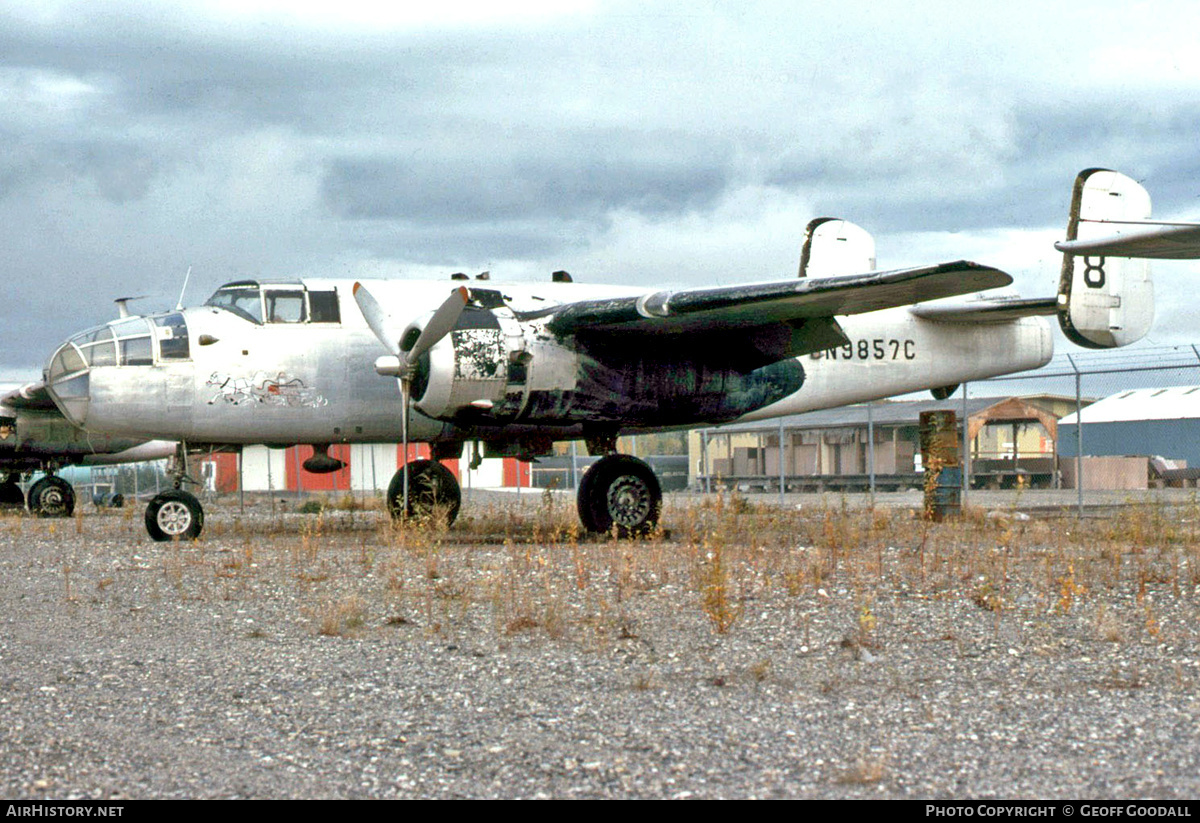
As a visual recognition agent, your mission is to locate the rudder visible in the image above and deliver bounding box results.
[1057,168,1154,349]
[799,217,877,278]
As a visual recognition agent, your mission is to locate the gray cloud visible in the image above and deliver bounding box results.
[3,0,1200,375]
[321,131,732,227]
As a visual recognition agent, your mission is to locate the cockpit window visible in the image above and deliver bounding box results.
[206,284,263,323]
[206,282,340,325]
[309,289,340,323]
[265,290,307,323]
[154,314,190,360]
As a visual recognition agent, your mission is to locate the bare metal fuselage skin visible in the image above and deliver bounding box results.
[45,278,1053,449]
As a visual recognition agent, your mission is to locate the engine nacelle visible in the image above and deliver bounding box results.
[409,310,517,420]
[404,304,808,429]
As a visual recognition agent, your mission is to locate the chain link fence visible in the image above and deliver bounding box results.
[693,344,1200,510]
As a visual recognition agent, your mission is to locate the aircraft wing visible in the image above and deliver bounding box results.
[1054,222,1200,259]
[542,261,1011,336]
[0,382,58,416]
[533,261,1010,371]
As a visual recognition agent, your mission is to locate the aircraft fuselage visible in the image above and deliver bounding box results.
[44,277,1053,451]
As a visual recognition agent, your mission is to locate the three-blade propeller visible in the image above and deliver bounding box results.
[352,282,470,519]
[353,283,470,378]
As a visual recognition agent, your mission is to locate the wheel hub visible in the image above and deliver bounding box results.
[156,500,194,536]
[38,488,68,515]
[607,475,651,527]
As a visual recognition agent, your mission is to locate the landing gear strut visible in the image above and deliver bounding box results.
[144,442,203,541]
[28,475,75,518]
[577,454,662,537]
[386,460,461,526]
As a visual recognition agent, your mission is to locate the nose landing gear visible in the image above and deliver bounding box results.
[144,443,204,541]
[145,489,204,541]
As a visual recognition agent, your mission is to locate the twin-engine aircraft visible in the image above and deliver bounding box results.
[0,381,173,515]
[39,168,1195,540]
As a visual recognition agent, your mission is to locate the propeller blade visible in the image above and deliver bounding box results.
[352,282,402,357]
[405,286,470,367]
[401,376,410,516]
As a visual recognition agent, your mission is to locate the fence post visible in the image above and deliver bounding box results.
[778,417,786,507]
[961,382,969,506]
[867,402,876,507]
[1070,354,1083,518]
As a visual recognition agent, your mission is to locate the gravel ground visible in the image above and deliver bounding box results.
[1,489,1198,799]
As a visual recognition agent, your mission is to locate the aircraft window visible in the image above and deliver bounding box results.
[73,326,113,346]
[309,290,340,323]
[68,326,117,368]
[111,318,153,339]
[265,290,307,323]
[83,341,117,367]
[154,314,190,360]
[206,285,263,324]
[119,336,153,367]
[49,346,87,381]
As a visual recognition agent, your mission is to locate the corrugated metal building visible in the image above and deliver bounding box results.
[1058,386,1200,467]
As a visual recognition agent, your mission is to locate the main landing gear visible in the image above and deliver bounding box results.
[577,454,662,537]
[144,444,203,542]
[1,470,77,517]
[28,475,75,518]
[384,452,662,537]
[386,459,462,525]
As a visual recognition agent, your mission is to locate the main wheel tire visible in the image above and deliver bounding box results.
[577,454,662,537]
[0,481,25,508]
[387,460,461,527]
[28,476,75,518]
[145,490,204,541]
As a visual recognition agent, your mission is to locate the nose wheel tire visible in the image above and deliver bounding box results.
[387,459,461,526]
[28,476,75,518]
[577,454,662,537]
[145,490,204,541]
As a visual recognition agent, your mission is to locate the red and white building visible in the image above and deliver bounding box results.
[195,443,531,493]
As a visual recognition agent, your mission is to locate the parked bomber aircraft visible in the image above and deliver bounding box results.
[38,168,1197,540]
[0,381,174,515]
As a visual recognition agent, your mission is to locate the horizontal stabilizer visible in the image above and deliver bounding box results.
[1055,221,1200,259]
[910,296,1058,324]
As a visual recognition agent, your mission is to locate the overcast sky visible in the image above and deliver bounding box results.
[4,0,1200,377]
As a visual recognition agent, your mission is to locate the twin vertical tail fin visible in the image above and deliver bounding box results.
[1055,168,1155,349]
[801,169,1173,352]
[798,217,877,278]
